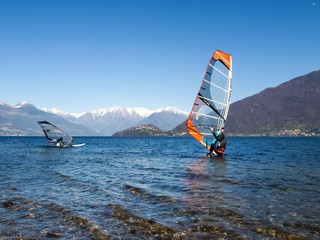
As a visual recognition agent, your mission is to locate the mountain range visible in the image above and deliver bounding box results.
[0,103,188,136]
[43,106,188,136]
[0,102,96,136]
[113,70,320,137]
[225,70,320,136]
[1,70,319,137]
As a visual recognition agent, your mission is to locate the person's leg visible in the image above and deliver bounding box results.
[209,144,214,154]
[206,144,214,157]
[213,144,219,155]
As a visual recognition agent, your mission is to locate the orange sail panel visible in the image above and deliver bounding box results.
[213,50,231,70]
[187,50,232,150]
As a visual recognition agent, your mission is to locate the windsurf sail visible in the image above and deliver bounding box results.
[37,121,74,146]
[187,50,232,150]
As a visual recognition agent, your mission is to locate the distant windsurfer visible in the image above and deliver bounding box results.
[207,127,226,157]
[56,137,64,148]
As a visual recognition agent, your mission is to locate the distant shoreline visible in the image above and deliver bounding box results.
[2,135,320,138]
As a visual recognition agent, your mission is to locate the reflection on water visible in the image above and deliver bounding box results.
[0,137,319,239]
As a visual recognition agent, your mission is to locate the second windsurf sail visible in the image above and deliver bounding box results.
[38,121,74,147]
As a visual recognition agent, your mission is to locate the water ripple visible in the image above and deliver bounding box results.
[0,136,319,239]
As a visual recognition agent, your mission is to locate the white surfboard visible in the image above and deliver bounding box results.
[72,143,85,147]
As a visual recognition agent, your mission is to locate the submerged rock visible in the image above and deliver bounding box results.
[46,232,61,238]
[3,200,14,208]
[106,204,181,239]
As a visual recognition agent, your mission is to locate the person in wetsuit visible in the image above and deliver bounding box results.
[56,137,64,148]
[208,127,227,157]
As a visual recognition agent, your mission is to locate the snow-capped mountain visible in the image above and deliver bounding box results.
[41,107,84,118]
[0,101,188,136]
[43,106,188,135]
[0,102,96,136]
[138,107,189,131]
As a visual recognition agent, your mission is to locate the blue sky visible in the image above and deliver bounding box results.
[1,0,319,113]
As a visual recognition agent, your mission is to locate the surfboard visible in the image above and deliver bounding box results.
[72,143,85,147]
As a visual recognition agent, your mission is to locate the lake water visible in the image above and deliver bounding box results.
[0,136,319,240]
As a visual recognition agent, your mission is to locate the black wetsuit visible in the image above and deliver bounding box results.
[209,131,227,156]
[57,137,64,146]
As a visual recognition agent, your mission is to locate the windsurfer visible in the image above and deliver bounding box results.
[57,137,64,148]
[208,127,226,157]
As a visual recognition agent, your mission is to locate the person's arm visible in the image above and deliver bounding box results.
[211,128,218,140]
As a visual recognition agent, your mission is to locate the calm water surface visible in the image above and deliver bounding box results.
[0,137,319,239]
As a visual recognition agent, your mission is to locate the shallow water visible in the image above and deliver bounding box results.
[0,136,319,239]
